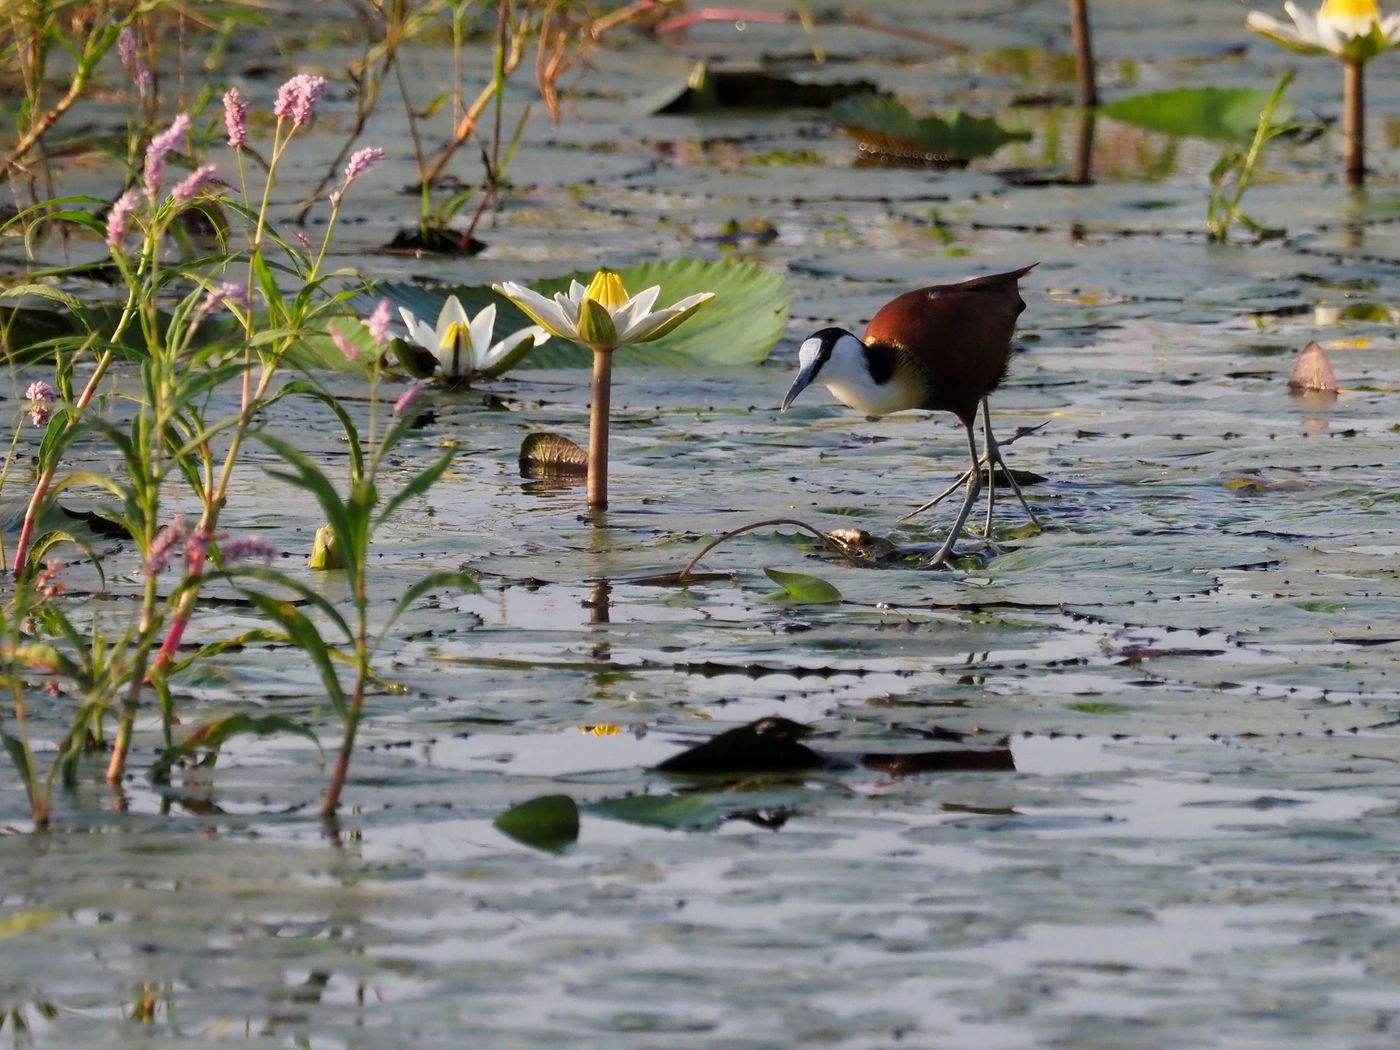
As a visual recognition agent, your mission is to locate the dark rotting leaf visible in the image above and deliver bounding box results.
[860,748,1016,775]
[520,431,588,480]
[656,716,823,775]
[832,95,1031,165]
[654,62,882,114]
[385,227,486,256]
[59,503,130,538]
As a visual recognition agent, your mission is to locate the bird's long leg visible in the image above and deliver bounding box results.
[981,400,997,537]
[926,424,982,568]
[981,402,1040,529]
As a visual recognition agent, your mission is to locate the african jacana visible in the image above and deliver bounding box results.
[781,264,1039,567]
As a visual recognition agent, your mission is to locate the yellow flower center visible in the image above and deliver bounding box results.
[1321,0,1380,33]
[1322,0,1378,18]
[441,319,471,351]
[584,271,629,313]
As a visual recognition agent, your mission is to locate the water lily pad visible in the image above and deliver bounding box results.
[831,94,1030,163]
[763,566,843,604]
[1099,87,1293,144]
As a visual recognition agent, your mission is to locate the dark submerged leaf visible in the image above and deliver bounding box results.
[656,716,823,775]
[494,794,580,852]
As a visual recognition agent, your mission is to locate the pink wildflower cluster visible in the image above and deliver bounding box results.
[197,282,250,319]
[171,164,219,205]
[273,74,328,129]
[117,26,153,97]
[222,87,248,150]
[25,381,58,427]
[365,298,393,345]
[218,536,277,566]
[344,147,385,183]
[145,516,188,576]
[145,517,275,575]
[143,113,190,202]
[106,188,140,248]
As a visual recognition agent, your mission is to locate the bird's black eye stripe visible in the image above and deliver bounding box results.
[864,343,897,386]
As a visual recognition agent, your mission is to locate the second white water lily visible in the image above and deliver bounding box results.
[397,296,548,382]
[493,270,716,511]
[1248,0,1400,61]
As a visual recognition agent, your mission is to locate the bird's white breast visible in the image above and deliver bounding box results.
[817,335,923,417]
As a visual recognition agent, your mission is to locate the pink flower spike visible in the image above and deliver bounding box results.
[145,516,187,576]
[219,536,277,566]
[117,26,137,70]
[25,381,57,427]
[143,112,190,202]
[330,327,359,362]
[273,73,328,129]
[344,147,386,183]
[394,382,425,415]
[106,188,140,248]
[366,298,393,346]
[171,164,218,205]
[197,281,249,318]
[223,87,248,150]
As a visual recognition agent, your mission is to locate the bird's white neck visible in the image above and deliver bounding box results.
[807,332,921,417]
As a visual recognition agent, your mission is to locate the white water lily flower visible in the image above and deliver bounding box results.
[493,271,715,352]
[1248,0,1400,62]
[397,296,548,381]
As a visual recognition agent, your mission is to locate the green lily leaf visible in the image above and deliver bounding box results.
[494,793,580,852]
[1100,87,1295,144]
[763,567,842,604]
[831,94,1030,162]
[367,257,790,369]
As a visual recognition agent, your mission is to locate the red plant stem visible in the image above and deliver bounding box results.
[587,348,612,510]
[1344,59,1364,186]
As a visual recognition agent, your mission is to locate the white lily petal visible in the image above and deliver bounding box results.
[553,290,582,333]
[566,279,589,304]
[612,285,663,333]
[468,302,497,359]
[494,281,577,340]
[398,307,438,350]
[477,326,544,371]
[617,292,714,343]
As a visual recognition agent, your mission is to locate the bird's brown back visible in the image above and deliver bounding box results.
[863,264,1034,427]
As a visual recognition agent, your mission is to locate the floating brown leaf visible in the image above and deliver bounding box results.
[1287,340,1338,393]
[519,431,588,480]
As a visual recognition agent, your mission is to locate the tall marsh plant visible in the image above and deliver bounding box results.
[0,66,410,826]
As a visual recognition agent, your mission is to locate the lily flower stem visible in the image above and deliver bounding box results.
[588,347,613,510]
[1070,0,1098,107]
[1344,58,1365,185]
